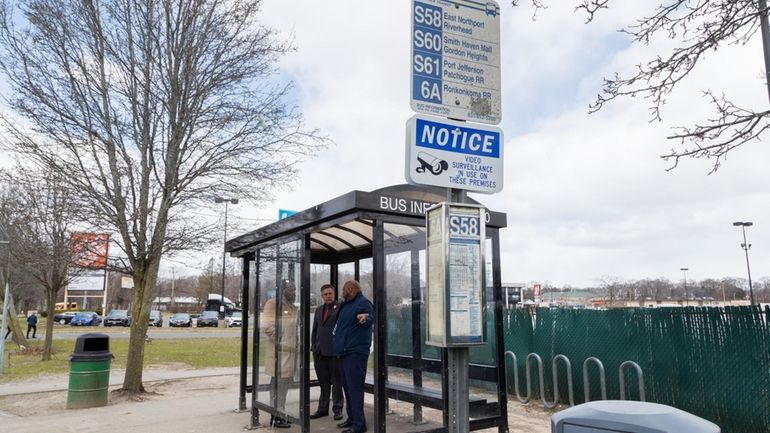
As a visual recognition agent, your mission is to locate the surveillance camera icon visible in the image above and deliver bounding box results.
[416,152,449,176]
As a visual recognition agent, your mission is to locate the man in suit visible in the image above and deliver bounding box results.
[310,284,344,420]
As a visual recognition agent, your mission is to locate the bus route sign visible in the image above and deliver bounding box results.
[410,0,501,125]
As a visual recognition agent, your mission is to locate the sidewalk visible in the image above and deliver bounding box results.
[0,367,552,433]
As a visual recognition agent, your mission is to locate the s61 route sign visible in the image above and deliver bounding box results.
[411,0,501,125]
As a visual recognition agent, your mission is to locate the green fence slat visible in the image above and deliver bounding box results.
[502,306,770,433]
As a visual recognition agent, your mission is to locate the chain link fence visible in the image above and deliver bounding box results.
[504,306,770,433]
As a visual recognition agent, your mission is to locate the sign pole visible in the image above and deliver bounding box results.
[0,240,10,376]
[0,280,9,376]
[413,2,500,432]
[447,346,470,433]
[448,187,470,433]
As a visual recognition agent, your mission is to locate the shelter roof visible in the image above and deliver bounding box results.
[226,184,506,258]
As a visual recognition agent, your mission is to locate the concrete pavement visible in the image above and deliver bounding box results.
[0,366,552,433]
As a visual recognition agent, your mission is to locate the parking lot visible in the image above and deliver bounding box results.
[34,315,249,340]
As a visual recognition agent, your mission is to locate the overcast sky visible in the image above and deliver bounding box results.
[217,1,767,289]
[4,2,768,289]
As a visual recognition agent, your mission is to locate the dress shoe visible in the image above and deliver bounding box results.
[333,412,344,420]
[309,411,328,419]
[271,418,291,428]
[337,419,352,428]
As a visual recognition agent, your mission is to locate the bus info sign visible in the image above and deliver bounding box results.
[410,0,501,124]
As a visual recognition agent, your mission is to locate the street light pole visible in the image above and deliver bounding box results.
[215,197,238,318]
[0,240,10,376]
[732,222,756,306]
[680,267,689,306]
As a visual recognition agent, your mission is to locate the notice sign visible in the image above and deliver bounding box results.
[426,202,486,347]
[406,114,503,194]
[411,0,501,124]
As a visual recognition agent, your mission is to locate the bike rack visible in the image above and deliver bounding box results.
[582,356,607,402]
[504,351,546,405]
[544,354,575,408]
[507,352,646,406]
[619,360,645,402]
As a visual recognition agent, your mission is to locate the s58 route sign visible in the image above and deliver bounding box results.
[410,0,501,125]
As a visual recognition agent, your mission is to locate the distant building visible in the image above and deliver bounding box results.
[151,296,200,312]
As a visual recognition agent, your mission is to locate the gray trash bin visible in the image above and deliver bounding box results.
[551,400,720,433]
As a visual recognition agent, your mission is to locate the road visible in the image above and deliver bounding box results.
[35,324,249,340]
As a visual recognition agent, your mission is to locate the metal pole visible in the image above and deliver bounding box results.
[758,0,770,103]
[447,346,469,433]
[220,200,228,318]
[0,240,10,376]
[447,188,469,433]
[0,280,9,375]
[739,225,756,305]
[680,268,688,306]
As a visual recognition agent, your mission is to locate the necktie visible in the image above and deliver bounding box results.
[322,304,329,322]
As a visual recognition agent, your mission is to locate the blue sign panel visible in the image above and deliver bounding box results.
[414,117,500,158]
[278,209,297,220]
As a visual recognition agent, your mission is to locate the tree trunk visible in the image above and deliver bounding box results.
[42,291,56,361]
[121,260,160,393]
[3,295,28,347]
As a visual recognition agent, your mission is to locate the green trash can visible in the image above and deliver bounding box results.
[67,333,112,409]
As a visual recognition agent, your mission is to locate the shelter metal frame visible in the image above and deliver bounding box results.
[226,185,509,433]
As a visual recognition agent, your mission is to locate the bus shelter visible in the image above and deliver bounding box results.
[226,184,509,433]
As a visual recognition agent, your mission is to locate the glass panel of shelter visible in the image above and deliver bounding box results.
[383,222,446,431]
[255,239,303,424]
[381,222,503,431]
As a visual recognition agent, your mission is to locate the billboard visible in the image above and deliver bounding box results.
[68,270,107,291]
[70,232,109,269]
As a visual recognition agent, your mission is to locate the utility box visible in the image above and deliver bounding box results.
[551,400,720,433]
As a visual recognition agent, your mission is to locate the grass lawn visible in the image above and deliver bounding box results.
[0,337,247,383]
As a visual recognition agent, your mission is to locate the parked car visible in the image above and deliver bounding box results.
[169,313,192,327]
[53,311,77,325]
[104,309,131,327]
[149,310,163,327]
[70,311,102,327]
[225,311,242,328]
[196,311,219,327]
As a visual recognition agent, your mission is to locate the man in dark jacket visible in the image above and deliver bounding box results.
[310,284,344,420]
[332,280,374,433]
[26,312,37,339]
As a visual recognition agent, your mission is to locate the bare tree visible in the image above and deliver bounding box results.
[597,275,623,306]
[0,0,327,393]
[0,167,88,359]
[512,1,770,172]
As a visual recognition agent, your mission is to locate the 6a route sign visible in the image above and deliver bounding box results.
[411,0,501,125]
[405,114,503,194]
